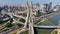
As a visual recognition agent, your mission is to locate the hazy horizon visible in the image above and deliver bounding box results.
[0,0,60,5]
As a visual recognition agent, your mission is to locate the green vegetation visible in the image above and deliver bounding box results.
[51,31,57,34]
[1,27,7,32]
[34,19,41,24]
[19,18,25,23]
[0,21,5,24]
[16,23,23,27]
[22,13,27,17]
[18,13,27,17]
[13,16,19,20]
[20,30,29,34]
[5,22,13,27]
[33,12,45,17]
[35,10,45,17]
[14,24,19,28]
[20,29,54,34]
[37,29,53,34]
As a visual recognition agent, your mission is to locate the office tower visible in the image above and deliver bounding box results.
[48,2,52,12]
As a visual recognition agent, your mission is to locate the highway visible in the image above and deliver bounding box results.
[36,12,59,21]
[2,17,9,21]
[29,23,34,34]
[7,12,26,20]
[13,19,24,25]
[0,5,60,34]
[34,11,60,25]
[13,15,26,20]
[0,26,19,34]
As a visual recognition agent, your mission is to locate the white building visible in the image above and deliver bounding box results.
[40,4,47,13]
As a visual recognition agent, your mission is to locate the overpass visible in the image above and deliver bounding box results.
[7,12,26,20]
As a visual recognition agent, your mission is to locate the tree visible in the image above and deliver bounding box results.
[5,22,13,27]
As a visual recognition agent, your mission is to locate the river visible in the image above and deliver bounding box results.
[35,15,60,34]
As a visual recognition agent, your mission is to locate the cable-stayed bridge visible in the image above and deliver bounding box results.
[0,1,60,34]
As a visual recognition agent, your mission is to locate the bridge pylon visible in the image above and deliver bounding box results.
[23,1,34,34]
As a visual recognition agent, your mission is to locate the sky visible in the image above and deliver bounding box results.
[0,0,60,5]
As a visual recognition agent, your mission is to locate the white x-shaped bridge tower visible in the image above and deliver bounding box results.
[23,1,34,34]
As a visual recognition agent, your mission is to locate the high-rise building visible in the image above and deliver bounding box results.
[48,2,52,12]
[44,4,48,13]
[40,4,45,13]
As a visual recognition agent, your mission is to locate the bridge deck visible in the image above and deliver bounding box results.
[34,25,60,29]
